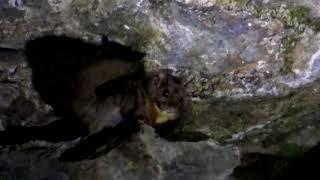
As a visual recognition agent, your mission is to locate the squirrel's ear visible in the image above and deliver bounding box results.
[183,76,194,88]
[158,71,166,79]
[100,35,109,45]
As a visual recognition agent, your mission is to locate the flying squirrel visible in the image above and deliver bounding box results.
[0,35,191,159]
[74,60,187,134]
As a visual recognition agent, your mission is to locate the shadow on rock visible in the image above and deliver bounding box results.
[232,142,320,180]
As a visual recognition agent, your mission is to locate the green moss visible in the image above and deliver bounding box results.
[253,6,263,18]
[191,77,214,98]
[233,0,247,6]
[288,6,310,20]
[280,33,300,74]
[199,81,320,146]
[280,92,306,118]
[131,24,162,49]
[278,144,306,158]
[253,4,319,33]
[125,161,138,171]
[215,0,247,8]
[209,127,231,142]
[210,117,248,143]
[229,114,247,132]
[252,5,278,19]
[190,102,204,117]
[72,0,92,8]
[285,5,310,28]
[282,5,320,32]
[251,5,318,77]
[105,21,163,51]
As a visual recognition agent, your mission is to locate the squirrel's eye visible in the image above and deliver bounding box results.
[162,89,170,97]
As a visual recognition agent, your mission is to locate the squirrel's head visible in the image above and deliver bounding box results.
[144,69,187,126]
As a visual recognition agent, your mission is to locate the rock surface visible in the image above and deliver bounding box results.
[1,0,320,179]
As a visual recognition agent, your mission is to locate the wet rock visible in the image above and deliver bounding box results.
[0,126,239,180]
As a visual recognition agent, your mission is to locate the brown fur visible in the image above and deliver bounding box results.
[72,61,186,134]
[143,69,186,127]
[24,35,186,137]
[71,60,142,134]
